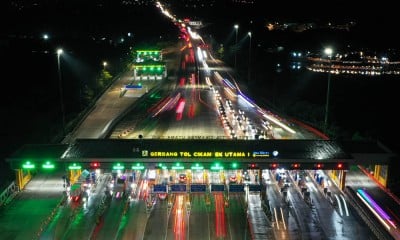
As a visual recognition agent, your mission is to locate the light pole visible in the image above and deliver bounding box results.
[248,31,252,83]
[323,47,333,133]
[234,24,239,69]
[57,48,66,137]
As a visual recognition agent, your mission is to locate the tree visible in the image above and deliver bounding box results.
[98,70,113,89]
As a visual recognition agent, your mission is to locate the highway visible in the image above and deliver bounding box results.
[0,3,399,240]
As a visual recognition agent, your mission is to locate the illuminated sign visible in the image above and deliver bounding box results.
[172,163,184,170]
[190,184,206,193]
[252,151,270,157]
[211,184,225,192]
[170,184,186,192]
[189,21,203,26]
[191,163,204,170]
[68,163,82,170]
[42,161,55,169]
[248,184,262,192]
[140,149,276,159]
[143,151,260,158]
[113,163,125,170]
[132,163,145,170]
[229,184,245,192]
[153,184,167,193]
[22,161,35,169]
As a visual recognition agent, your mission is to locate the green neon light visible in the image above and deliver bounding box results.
[191,163,204,170]
[68,163,81,170]
[113,163,125,170]
[211,163,223,171]
[231,163,238,168]
[132,163,145,170]
[172,166,184,170]
[42,161,55,169]
[157,163,168,170]
[137,50,160,54]
[136,65,165,69]
[22,161,35,169]
[172,163,184,170]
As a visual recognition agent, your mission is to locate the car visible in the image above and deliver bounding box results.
[229,175,237,183]
[179,174,187,183]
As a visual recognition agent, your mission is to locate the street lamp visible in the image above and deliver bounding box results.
[248,31,252,83]
[234,24,239,69]
[323,47,333,133]
[103,61,107,70]
[57,48,66,137]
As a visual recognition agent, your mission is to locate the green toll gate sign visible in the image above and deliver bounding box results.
[113,163,125,170]
[211,163,224,171]
[42,161,55,169]
[22,161,35,169]
[68,163,82,170]
[158,163,168,170]
[172,163,184,170]
[191,163,204,170]
[132,163,144,170]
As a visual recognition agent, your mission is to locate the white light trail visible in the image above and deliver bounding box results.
[340,194,350,216]
[335,194,343,216]
[262,114,296,134]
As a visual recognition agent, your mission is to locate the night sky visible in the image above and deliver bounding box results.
[1,0,399,186]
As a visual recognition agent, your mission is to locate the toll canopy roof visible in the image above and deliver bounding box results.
[59,139,351,160]
[8,144,68,160]
[7,139,395,164]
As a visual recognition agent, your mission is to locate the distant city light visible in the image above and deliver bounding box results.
[43,34,49,40]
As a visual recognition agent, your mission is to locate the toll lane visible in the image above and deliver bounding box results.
[225,194,250,240]
[247,194,273,239]
[117,198,147,240]
[92,198,124,239]
[58,173,110,240]
[142,197,169,239]
[188,194,211,240]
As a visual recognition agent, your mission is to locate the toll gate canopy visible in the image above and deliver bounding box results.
[6,139,395,170]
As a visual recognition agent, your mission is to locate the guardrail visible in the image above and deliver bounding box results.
[0,181,19,207]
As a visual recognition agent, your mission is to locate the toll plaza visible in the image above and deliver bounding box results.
[6,139,395,192]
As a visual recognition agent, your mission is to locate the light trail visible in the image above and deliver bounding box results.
[357,189,397,231]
